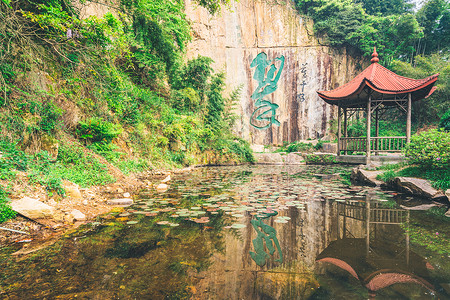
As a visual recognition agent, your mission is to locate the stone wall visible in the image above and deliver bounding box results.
[185,0,363,145]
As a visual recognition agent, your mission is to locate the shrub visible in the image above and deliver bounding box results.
[77,118,122,144]
[277,141,314,153]
[227,138,255,163]
[0,187,16,223]
[404,129,450,169]
[440,109,450,131]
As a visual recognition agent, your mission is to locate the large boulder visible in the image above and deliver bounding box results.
[351,167,383,187]
[10,197,55,219]
[394,177,445,200]
[446,189,450,203]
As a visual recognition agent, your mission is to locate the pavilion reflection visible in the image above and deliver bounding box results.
[316,199,437,299]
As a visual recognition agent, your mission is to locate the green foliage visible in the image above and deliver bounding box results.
[0,187,16,223]
[305,154,337,164]
[404,129,450,169]
[205,72,226,128]
[416,0,450,56]
[398,166,450,190]
[391,54,450,125]
[77,118,122,144]
[227,138,255,163]
[0,140,29,174]
[356,0,413,15]
[294,0,424,64]
[40,101,62,133]
[376,169,397,182]
[174,56,214,95]
[276,141,314,153]
[439,108,450,131]
[55,143,115,187]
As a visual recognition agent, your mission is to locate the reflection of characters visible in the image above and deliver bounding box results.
[250,53,285,129]
[249,211,283,267]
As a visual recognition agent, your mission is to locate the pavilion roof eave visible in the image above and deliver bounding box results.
[317,75,439,107]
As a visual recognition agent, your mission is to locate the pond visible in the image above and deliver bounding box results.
[1,165,449,299]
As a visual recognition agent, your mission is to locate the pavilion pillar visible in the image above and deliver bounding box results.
[375,107,379,155]
[343,108,348,155]
[406,93,412,144]
[366,96,372,163]
[337,105,342,156]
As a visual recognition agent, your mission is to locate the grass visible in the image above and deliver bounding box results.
[376,163,450,191]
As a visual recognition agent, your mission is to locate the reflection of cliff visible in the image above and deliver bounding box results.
[185,0,362,144]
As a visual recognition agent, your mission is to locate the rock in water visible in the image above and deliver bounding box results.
[71,209,86,221]
[156,183,169,193]
[394,177,445,199]
[106,198,133,206]
[11,197,55,219]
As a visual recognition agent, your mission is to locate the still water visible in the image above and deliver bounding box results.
[1,165,449,299]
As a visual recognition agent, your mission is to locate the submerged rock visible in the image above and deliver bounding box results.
[11,197,55,219]
[106,198,133,206]
[394,177,445,200]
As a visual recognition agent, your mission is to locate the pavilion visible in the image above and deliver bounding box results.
[317,48,439,164]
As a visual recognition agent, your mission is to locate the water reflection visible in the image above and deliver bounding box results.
[0,165,448,299]
[316,200,435,299]
[250,212,283,267]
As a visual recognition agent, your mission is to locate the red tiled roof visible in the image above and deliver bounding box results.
[317,49,439,104]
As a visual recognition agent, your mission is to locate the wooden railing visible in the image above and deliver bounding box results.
[339,136,407,153]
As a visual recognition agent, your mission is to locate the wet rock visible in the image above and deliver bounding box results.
[394,177,445,200]
[254,153,284,165]
[71,209,86,221]
[284,153,305,165]
[156,183,169,193]
[106,198,133,206]
[11,197,55,219]
[351,167,383,187]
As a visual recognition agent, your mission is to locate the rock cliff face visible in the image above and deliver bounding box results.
[185,0,362,145]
